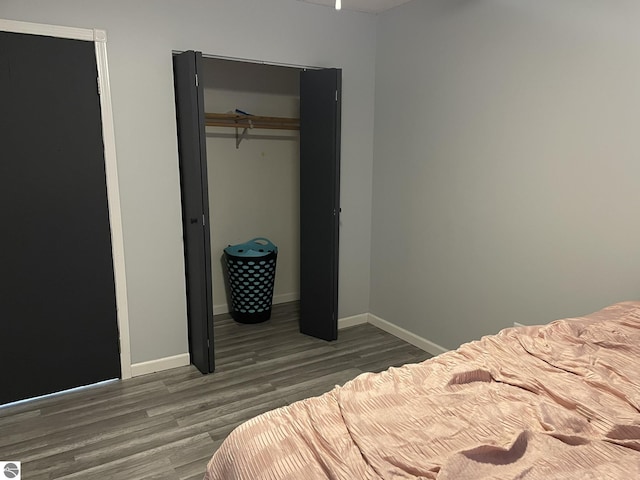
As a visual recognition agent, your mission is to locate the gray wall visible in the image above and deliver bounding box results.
[1,0,376,363]
[9,0,635,362]
[372,0,640,349]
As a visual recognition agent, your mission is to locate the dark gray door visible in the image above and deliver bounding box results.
[299,68,342,341]
[0,31,120,404]
[173,51,215,374]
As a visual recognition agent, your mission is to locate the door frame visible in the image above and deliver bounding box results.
[177,51,340,346]
[0,18,132,379]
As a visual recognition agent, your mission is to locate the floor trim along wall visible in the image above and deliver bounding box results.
[130,353,191,377]
[131,313,448,377]
[368,314,449,357]
[338,313,369,329]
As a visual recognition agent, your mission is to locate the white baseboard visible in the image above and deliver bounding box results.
[213,304,228,316]
[368,314,449,357]
[130,353,190,377]
[338,313,369,330]
[214,292,300,316]
[129,313,446,378]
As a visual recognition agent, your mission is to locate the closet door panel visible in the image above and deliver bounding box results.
[0,31,120,404]
[173,50,215,374]
[299,68,341,341]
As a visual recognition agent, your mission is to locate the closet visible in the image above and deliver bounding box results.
[173,51,341,374]
[201,59,302,320]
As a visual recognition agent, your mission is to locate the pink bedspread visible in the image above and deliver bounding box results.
[205,302,640,479]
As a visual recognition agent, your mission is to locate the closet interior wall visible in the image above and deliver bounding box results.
[201,58,301,315]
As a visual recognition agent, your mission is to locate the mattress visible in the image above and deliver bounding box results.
[205,301,640,479]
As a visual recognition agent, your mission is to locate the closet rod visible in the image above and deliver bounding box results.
[206,121,299,131]
[205,112,299,123]
[204,112,300,131]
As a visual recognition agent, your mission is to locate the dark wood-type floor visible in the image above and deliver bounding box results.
[0,302,432,479]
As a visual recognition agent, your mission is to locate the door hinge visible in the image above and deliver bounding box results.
[97,77,102,96]
[335,90,338,102]
[202,214,206,226]
[195,73,199,87]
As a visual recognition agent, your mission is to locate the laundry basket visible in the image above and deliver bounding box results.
[223,237,278,324]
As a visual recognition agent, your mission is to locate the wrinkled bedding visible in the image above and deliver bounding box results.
[205,302,640,479]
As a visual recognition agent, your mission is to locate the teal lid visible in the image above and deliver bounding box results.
[224,237,277,257]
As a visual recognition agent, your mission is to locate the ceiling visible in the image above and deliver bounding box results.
[298,0,414,14]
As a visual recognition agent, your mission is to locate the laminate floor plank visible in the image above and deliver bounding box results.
[0,301,432,479]
[7,414,177,464]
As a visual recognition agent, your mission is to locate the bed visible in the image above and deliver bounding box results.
[204,301,640,479]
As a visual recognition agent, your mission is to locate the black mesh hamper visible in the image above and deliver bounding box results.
[223,238,278,324]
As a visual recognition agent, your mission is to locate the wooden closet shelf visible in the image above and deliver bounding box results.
[205,112,300,131]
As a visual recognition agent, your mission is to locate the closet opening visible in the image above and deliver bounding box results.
[202,58,302,323]
[173,51,341,374]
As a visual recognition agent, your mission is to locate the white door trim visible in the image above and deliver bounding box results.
[0,18,132,379]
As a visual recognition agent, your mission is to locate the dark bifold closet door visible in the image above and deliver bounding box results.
[0,31,121,404]
[173,50,215,374]
[299,68,342,341]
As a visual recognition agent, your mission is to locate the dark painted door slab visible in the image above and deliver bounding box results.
[173,50,215,373]
[0,31,120,404]
[299,68,342,341]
